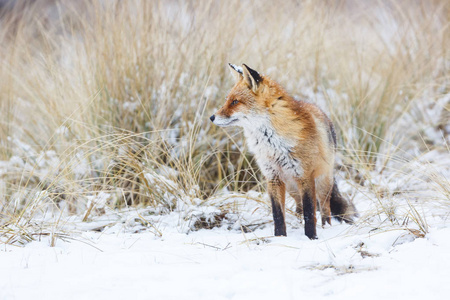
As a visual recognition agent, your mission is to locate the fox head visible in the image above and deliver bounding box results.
[210,63,285,127]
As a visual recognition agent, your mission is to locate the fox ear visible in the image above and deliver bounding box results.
[242,64,262,93]
[228,63,243,82]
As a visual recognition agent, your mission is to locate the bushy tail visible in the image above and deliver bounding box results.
[330,181,357,223]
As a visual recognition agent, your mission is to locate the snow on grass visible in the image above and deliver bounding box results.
[1,220,450,300]
[1,183,450,300]
[1,150,449,299]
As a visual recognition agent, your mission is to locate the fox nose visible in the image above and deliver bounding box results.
[210,115,215,122]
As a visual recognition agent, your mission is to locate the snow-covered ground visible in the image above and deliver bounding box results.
[2,205,450,300]
[1,144,449,299]
[1,150,450,299]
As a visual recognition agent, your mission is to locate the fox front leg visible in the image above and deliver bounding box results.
[296,176,318,240]
[267,178,287,236]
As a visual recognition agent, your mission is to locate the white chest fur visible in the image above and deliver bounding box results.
[241,115,303,180]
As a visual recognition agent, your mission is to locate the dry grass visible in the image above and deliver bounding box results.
[0,0,448,245]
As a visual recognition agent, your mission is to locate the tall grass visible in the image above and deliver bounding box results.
[0,0,448,245]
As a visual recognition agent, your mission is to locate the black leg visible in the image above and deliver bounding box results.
[270,195,286,236]
[302,189,318,240]
[268,179,286,236]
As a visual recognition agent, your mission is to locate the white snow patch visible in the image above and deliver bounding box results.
[1,222,450,300]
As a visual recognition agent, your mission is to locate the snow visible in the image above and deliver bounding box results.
[1,138,449,299]
[2,148,450,299]
[1,208,450,300]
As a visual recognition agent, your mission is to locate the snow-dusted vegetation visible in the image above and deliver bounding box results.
[0,1,449,299]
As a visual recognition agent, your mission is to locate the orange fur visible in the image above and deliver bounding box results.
[211,64,356,238]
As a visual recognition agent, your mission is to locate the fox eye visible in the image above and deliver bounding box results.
[231,100,239,106]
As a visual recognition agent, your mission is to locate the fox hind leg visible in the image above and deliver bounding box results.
[316,175,333,226]
[287,182,303,218]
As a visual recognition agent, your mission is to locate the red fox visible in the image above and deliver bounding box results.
[210,64,357,239]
